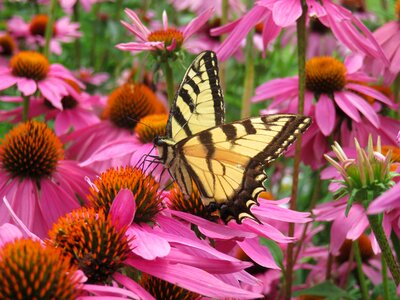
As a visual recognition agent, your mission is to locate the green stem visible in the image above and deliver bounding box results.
[43,0,57,58]
[354,241,370,300]
[90,3,100,67]
[368,214,400,285]
[164,61,175,106]
[219,0,229,93]
[391,230,400,263]
[22,95,30,122]
[240,29,254,119]
[382,255,389,300]
[284,2,307,299]
[73,2,81,68]
[114,0,123,21]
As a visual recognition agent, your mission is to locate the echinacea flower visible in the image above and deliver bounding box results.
[0,51,82,109]
[74,67,109,86]
[7,15,81,55]
[80,174,264,299]
[0,33,17,66]
[0,121,95,237]
[62,82,166,173]
[211,0,388,62]
[0,238,83,299]
[117,8,213,55]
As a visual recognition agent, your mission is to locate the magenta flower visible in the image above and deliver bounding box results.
[253,56,394,137]
[211,0,387,62]
[0,51,82,109]
[117,8,213,53]
[7,15,81,55]
[368,182,400,214]
[0,121,96,238]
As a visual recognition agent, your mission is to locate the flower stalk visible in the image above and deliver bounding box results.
[219,0,229,92]
[382,256,389,300]
[285,1,307,299]
[353,240,370,300]
[43,0,57,58]
[22,95,30,122]
[368,213,400,284]
[73,2,81,68]
[164,61,175,106]
[240,28,254,118]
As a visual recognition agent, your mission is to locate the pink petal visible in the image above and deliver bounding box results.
[109,189,135,229]
[261,12,281,51]
[116,42,163,52]
[368,182,400,214]
[252,77,298,102]
[315,94,336,136]
[334,91,361,122]
[183,8,213,40]
[345,92,380,128]
[216,5,268,61]
[17,78,37,96]
[0,75,18,91]
[0,223,23,247]
[127,225,170,259]
[112,273,154,300]
[238,238,279,269]
[124,9,151,41]
[346,82,394,107]
[126,257,263,299]
[272,0,302,27]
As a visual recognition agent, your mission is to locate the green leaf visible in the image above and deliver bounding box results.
[293,281,356,300]
[259,238,284,269]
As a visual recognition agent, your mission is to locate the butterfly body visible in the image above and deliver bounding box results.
[156,51,311,223]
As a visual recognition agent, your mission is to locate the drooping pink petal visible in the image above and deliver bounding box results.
[238,238,280,269]
[109,189,136,230]
[0,75,18,91]
[252,77,298,102]
[216,5,269,61]
[127,224,170,260]
[346,82,394,107]
[272,0,301,27]
[82,281,142,300]
[345,92,380,128]
[261,12,281,51]
[126,257,263,299]
[116,42,164,52]
[112,273,154,300]
[183,8,213,40]
[315,94,336,136]
[368,182,400,214]
[0,223,23,247]
[16,78,37,95]
[333,91,361,122]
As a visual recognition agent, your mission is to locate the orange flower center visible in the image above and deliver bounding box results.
[396,0,400,20]
[135,113,168,143]
[381,145,400,163]
[0,239,80,300]
[336,234,374,263]
[87,166,162,224]
[147,28,184,48]
[10,51,50,81]
[103,83,165,129]
[29,14,57,37]
[140,273,199,300]
[306,57,346,94]
[47,207,131,284]
[0,121,64,179]
[168,182,217,222]
[0,34,16,56]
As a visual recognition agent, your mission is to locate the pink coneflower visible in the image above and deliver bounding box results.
[62,82,166,173]
[81,171,263,299]
[59,0,112,13]
[211,0,387,62]
[0,51,82,109]
[7,15,81,55]
[0,121,95,237]
[254,56,393,136]
[117,8,213,54]
[74,67,109,86]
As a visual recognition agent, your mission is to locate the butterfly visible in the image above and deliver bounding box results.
[155,51,311,223]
